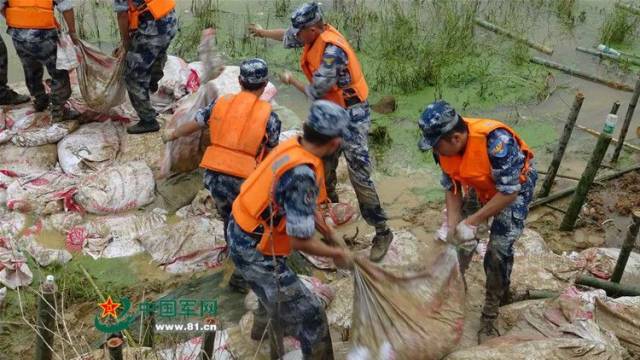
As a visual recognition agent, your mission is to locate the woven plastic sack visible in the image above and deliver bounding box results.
[56,33,79,70]
[57,121,121,176]
[5,171,79,214]
[76,41,127,113]
[351,243,465,359]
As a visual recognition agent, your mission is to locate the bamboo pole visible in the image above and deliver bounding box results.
[475,18,553,54]
[616,2,640,16]
[560,105,619,231]
[576,124,640,151]
[576,275,640,297]
[107,336,123,360]
[35,276,56,360]
[539,92,585,197]
[531,164,640,208]
[611,210,640,283]
[537,170,581,181]
[576,46,640,66]
[530,57,635,92]
[200,317,216,360]
[612,77,640,163]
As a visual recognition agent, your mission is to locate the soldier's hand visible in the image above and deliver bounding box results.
[248,23,264,38]
[279,71,292,85]
[333,249,354,269]
[455,221,477,242]
[161,129,175,143]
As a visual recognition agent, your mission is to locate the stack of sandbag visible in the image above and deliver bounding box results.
[74,161,155,214]
[57,121,122,176]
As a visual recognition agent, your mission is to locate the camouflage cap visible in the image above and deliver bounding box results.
[239,58,269,85]
[290,2,323,30]
[418,100,461,151]
[306,100,349,137]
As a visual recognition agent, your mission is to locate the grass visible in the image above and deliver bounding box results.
[600,8,640,45]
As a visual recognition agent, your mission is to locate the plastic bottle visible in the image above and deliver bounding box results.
[603,114,619,135]
[597,44,621,57]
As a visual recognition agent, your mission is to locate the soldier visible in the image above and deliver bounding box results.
[248,2,393,262]
[1,0,80,121]
[229,100,352,359]
[0,36,29,105]
[113,0,177,134]
[162,58,281,293]
[417,100,538,343]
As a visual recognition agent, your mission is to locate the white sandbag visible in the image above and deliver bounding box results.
[12,120,79,147]
[213,66,277,101]
[56,33,79,70]
[138,216,225,272]
[0,143,58,176]
[575,247,640,283]
[156,332,234,360]
[158,55,196,99]
[6,171,79,214]
[57,121,122,176]
[76,41,127,113]
[175,188,216,219]
[0,246,32,289]
[5,105,50,131]
[75,161,155,214]
[0,211,27,239]
[44,212,84,234]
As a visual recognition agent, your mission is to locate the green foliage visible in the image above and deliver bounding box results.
[274,0,292,18]
[600,8,640,45]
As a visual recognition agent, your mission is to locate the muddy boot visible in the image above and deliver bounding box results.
[228,270,249,294]
[477,316,500,344]
[369,228,393,262]
[33,95,50,112]
[307,331,335,360]
[127,118,160,134]
[51,106,81,123]
[251,301,269,341]
[0,89,30,105]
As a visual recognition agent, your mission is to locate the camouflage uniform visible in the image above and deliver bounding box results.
[283,13,388,229]
[441,129,538,319]
[228,165,331,358]
[0,36,10,97]
[196,99,281,241]
[113,0,177,127]
[1,0,73,113]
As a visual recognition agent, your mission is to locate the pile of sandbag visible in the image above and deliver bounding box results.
[0,143,58,176]
[5,171,79,214]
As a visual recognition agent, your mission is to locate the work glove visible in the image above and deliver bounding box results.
[455,221,478,242]
[279,71,292,85]
[160,129,175,143]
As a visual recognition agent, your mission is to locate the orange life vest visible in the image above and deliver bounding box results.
[127,0,175,30]
[300,24,368,108]
[232,137,328,257]
[439,118,533,204]
[199,91,272,179]
[5,0,57,30]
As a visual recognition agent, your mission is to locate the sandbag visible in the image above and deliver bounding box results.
[0,211,27,240]
[213,66,277,101]
[0,143,58,176]
[12,120,79,147]
[137,216,225,273]
[58,121,122,176]
[595,297,640,356]
[158,55,196,99]
[575,248,640,283]
[351,242,465,359]
[175,188,216,219]
[4,105,50,131]
[76,41,127,113]
[0,246,32,289]
[75,161,155,214]
[56,33,79,70]
[6,171,79,214]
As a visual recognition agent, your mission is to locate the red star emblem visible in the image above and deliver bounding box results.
[98,296,121,319]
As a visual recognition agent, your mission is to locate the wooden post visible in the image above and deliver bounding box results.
[576,46,640,66]
[530,57,635,92]
[611,210,640,283]
[539,92,584,198]
[576,275,640,297]
[560,104,619,231]
[107,336,124,360]
[611,77,640,164]
[35,275,56,360]
[200,317,217,360]
[475,18,553,54]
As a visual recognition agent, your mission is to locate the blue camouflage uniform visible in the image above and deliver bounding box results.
[418,100,537,322]
[441,129,538,319]
[228,100,347,357]
[113,0,177,125]
[1,0,73,114]
[0,36,9,97]
[196,100,281,241]
[283,3,388,230]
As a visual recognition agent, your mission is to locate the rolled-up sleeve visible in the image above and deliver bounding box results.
[487,129,526,194]
[112,0,128,12]
[54,0,74,11]
[276,165,319,239]
[194,99,217,128]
